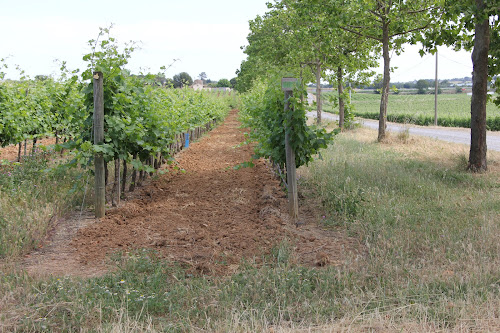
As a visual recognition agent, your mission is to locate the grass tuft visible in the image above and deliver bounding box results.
[0,149,88,258]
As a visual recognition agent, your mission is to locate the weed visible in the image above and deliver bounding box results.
[0,150,88,258]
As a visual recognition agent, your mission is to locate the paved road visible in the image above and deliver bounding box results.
[307,111,500,152]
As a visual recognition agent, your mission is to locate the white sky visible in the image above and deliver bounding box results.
[0,0,473,83]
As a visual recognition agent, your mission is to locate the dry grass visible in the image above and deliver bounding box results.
[2,120,500,332]
[341,126,500,174]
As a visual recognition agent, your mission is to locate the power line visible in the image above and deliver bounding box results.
[391,55,433,80]
[439,53,472,68]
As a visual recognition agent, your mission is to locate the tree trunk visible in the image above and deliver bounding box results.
[18,142,22,162]
[138,170,143,187]
[468,0,489,172]
[315,63,322,125]
[112,158,120,207]
[31,137,37,155]
[337,66,345,129]
[104,160,109,186]
[121,159,127,195]
[378,21,391,142]
[60,137,66,156]
[129,153,138,192]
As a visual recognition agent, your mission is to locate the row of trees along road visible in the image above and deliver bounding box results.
[164,72,235,88]
[236,0,500,172]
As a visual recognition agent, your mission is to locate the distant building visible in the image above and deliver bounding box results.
[191,79,204,91]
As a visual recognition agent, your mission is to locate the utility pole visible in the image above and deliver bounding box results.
[434,49,438,126]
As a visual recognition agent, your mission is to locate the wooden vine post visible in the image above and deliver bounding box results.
[93,71,106,218]
[282,77,299,223]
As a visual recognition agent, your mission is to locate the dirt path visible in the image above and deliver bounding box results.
[24,110,361,277]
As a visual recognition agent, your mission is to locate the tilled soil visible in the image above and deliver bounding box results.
[0,137,57,161]
[24,110,361,277]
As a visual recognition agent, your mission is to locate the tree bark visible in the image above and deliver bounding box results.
[315,63,322,125]
[337,66,345,129]
[378,20,391,142]
[138,170,143,187]
[121,159,127,195]
[60,137,66,156]
[129,153,138,192]
[112,158,120,207]
[31,137,37,155]
[104,160,109,186]
[468,0,489,172]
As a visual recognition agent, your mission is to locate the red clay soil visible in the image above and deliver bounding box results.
[0,138,57,162]
[24,110,361,277]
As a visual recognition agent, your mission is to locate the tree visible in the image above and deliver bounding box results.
[416,79,429,94]
[216,78,231,87]
[164,78,174,87]
[340,0,437,141]
[418,0,500,171]
[229,78,237,88]
[173,72,193,88]
[243,0,377,125]
[372,74,384,93]
[35,75,49,81]
[198,72,207,81]
[466,0,493,171]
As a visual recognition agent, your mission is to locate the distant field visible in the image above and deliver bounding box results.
[322,92,500,131]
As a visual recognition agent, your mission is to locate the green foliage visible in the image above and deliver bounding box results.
[417,0,500,106]
[240,77,336,169]
[173,72,193,88]
[74,27,230,171]
[340,92,500,130]
[416,79,429,94]
[0,65,84,148]
[198,72,207,81]
[0,150,87,258]
[229,77,237,88]
[216,78,231,87]
[240,0,378,101]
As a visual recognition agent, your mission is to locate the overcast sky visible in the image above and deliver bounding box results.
[1,0,473,83]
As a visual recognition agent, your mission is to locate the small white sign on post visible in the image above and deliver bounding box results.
[281,77,298,92]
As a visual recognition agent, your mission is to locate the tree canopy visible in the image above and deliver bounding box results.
[237,0,499,171]
[173,72,193,88]
[216,78,231,87]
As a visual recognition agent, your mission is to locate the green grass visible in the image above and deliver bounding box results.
[0,146,88,258]
[2,132,500,331]
[323,92,500,130]
[298,132,500,327]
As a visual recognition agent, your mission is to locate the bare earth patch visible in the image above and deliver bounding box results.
[0,137,57,162]
[23,110,361,277]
